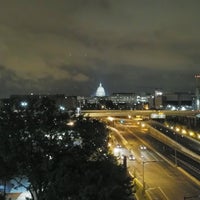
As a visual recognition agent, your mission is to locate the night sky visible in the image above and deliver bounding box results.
[0,0,200,98]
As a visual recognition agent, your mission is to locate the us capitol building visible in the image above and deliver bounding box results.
[0,81,197,112]
[79,82,195,111]
[95,83,106,97]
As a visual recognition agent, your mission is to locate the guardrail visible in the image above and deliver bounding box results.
[146,124,200,163]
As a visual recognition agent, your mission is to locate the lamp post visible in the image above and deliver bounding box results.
[173,132,178,166]
[142,160,158,191]
[175,147,177,166]
[107,116,114,127]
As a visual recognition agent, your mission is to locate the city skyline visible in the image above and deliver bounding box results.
[0,1,200,97]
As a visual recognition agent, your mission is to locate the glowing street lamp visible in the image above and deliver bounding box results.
[182,129,187,134]
[107,117,115,126]
[59,105,65,111]
[189,131,194,137]
[20,101,28,107]
[107,116,114,121]
[67,121,75,126]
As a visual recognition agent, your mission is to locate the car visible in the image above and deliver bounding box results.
[128,154,136,161]
[116,144,122,148]
[139,145,147,150]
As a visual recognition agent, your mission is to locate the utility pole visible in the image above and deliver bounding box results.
[174,132,178,166]
[142,160,158,192]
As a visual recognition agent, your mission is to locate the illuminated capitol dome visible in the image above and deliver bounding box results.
[96,83,106,97]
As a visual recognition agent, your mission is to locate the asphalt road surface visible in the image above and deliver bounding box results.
[110,122,200,200]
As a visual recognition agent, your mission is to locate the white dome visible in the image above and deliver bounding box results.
[96,83,106,97]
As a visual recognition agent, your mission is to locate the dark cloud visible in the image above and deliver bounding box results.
[0,65,38,97]
[0,1,200,97]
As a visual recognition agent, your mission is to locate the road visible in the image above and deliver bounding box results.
[145,121,200,180]
[109,121,200,200]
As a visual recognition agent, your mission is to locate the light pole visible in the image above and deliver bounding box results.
[175,147,177,166]
[107,116,114,127]
[142,160,158,191]
[174,132,178,166]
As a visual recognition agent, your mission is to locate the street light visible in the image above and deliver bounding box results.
[67,121,75,126]
[20,101,28,108]
[142,160,158,191]
[173,132,178,166]
[107,116,115,127]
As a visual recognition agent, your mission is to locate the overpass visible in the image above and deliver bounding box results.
[82,109,200,118]
[82,109,200,129]
[82,109,200,163]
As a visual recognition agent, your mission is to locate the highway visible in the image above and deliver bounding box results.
[84,110,200,199]
[82,109,200,118]
[107,120,200,200]
[146,121,200,180]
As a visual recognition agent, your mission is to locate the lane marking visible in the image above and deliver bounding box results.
[158,187,170,200]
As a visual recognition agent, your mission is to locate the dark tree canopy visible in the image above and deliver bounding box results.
[0,97,133,200]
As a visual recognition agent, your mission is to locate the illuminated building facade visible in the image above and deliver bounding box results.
[96,83,106,97]
[154,90,163,109]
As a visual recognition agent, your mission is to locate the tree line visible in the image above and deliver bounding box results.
[0,97,133,200]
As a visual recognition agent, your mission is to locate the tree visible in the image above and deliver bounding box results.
[44,117,133,200]
[0,97,72,199]
[0,98,133,200]
[0,106,19,200]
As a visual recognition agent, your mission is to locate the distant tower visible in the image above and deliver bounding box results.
[96,83,106,97]
[154,90,163,109]
[195,74,200,110]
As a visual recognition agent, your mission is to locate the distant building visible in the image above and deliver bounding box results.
[0,78,197,112]
[110,93,136,104]
[154,90,164,109]
[95,83,106,97]
[108,93,149,110]
[109,93,136,109]
[163,92,194,110]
